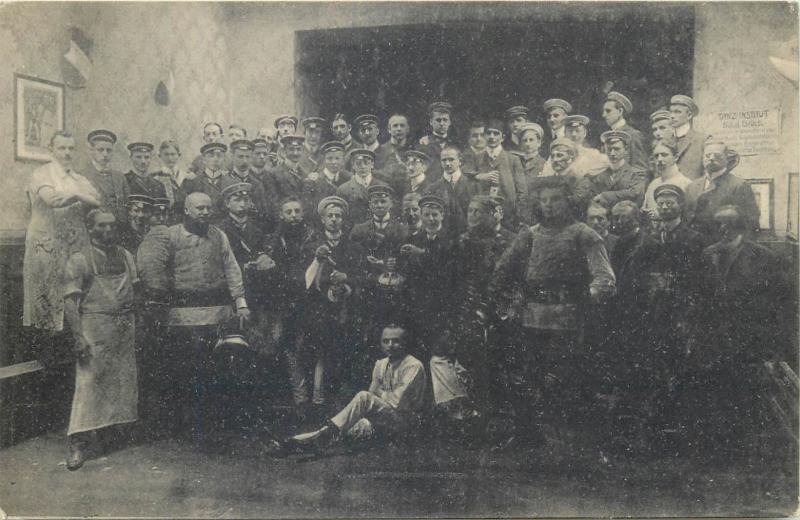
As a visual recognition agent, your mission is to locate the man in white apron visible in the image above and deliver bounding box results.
[63,209,138,470]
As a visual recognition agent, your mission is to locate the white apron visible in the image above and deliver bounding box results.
[68,248,138,435]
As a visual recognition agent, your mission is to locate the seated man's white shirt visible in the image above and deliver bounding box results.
[330,354,427,434]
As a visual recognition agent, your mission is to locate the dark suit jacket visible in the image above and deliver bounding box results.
[349,218,408,268]
[264,163,310,210]
[474,148,529,225]
[426,175,480,237]
[303,170,352,214]
[416,133,457,182]
[685,172,759,241]
[375,140,411,170]
[83,163,129,224]
[584,164,649,208]
[700,238,792,363]
[617,122,649,172]
[676,128,709,180]
[182,173,225,220]
[125,171,167,201]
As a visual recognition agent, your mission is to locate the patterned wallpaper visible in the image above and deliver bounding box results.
[0,3,232,232]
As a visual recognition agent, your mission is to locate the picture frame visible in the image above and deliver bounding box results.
[787,173,798,240]
[14,73,65,162]
[746,178,775,232]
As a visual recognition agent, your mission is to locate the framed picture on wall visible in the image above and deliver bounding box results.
[14,73,65,162]
[746,178,775,232]
[787,173,798,240]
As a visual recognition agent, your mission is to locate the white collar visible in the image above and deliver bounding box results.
[324,229,342,243]
[373,213,391,223]
[229,213,249,226]
[426,226,442,240]
[92,160,110,173]
[675,122,691,138]
[364,141,379,152]
[609,159,626,172]
[323,168,339,183]
[611,118,626,130]
[486,145,503,160]
[204,168,222,179]
[470,145,486,156]
[390,137,407,147]
[354,174,372,188]
[443,169,462,184]
[410,173,426,190]
[552,126,565,138]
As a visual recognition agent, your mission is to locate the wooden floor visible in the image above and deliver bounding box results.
[0,430,796,518]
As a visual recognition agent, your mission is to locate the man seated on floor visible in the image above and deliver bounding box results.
[285,324,427,450]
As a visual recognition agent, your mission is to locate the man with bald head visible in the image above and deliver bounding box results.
[136,191,250,442]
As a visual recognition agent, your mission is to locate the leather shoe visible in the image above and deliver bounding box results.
[284,424,336,452]
[67,439,87,471]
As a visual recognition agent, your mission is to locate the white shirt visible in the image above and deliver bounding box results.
[354,174,372,189]
[409,174,426,191]
[91,160,110,173]
[642,166,693,213]
[442,169,462,184]
[675,122,691,138]
[204,168,223,180]
[373,213,391,230]
[323,168,339,184]
[486,145,503,161]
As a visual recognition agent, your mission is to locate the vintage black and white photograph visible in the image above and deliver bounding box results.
[0,1,798,518]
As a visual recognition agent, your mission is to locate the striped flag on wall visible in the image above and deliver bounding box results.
[61,27,93,88]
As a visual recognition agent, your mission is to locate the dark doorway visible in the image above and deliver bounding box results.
[295,7,695,145]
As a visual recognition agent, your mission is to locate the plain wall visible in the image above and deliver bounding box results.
[693,2,798,235]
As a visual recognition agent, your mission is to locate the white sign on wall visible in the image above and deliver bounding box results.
[704,108,782,156]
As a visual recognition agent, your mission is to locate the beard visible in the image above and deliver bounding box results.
[539,211,570,228]
[184,215,210,236]
[280,219,304,237]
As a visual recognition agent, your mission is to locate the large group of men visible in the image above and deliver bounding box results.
[57,91,794,471]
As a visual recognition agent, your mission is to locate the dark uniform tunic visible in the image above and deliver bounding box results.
[350,217,409,346]
[448,227,516,408]
[182,171,226,220]
[264,163,309,211]
[616,220,704,447]
[118,223,148,256]
[303,170,352,215]
[336,176,382,228]
[220,169,275,231]
[687,237,795,462]
[83,162,130,224]
[583,164,649,208]
[426,175,480,238]
[685,172,760,242]
[473,148,530,226]
[125,171,167,201]
[295,229,366,401]
[417,133,457,182]
[402,229,457,358]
